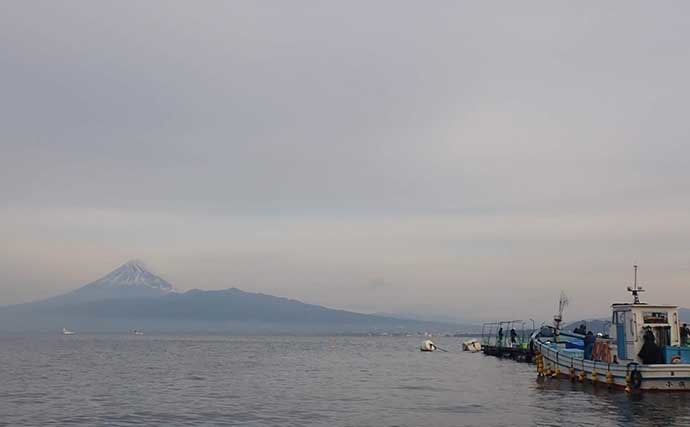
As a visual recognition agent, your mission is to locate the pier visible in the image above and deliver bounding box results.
[481,320,536,363]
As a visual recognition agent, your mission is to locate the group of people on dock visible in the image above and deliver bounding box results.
[496,327,519,347]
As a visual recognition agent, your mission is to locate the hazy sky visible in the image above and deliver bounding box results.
[2,1,690,321]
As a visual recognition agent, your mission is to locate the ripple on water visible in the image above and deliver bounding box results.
[1,336,690,426]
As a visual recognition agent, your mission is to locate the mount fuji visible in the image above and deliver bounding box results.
[35,260,174,306]
[66,260,173,300]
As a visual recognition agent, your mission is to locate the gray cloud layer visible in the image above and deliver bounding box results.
[2,1,690,321]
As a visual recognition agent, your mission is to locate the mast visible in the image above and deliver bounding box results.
[627,264,644,304]
[553,290,568,334]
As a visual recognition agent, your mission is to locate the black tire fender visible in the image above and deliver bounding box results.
[631,370,643,389]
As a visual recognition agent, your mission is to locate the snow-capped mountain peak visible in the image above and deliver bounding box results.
[92,260,173,291]
[62,260,174,302]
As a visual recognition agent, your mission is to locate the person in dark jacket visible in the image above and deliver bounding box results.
[584,331,596,360]
[510,328,518,346]
[638,328,661,364]
[497,327,504,346]
[574,323,587,335]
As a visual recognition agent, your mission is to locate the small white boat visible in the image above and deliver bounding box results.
[61,328,75,335]
[463,338,482,352]
[132,330,144,335]
[420,339,437,352]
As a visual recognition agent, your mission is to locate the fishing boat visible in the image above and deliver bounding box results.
[532,266,690,392]
[61,328,75,335]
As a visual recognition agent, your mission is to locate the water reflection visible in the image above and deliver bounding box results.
[535,374,690,426]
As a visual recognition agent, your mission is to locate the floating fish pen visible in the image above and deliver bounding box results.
[481,320,536,363]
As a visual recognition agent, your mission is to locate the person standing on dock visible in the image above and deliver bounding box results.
[510,328,518,347]
[497,327,504,347]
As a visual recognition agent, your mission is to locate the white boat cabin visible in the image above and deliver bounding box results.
[610,303,681,363]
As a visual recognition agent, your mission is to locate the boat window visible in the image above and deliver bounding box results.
[643,311,668,324]
[615,311,625,325]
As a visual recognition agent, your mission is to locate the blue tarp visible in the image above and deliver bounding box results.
[662,346,690,364]
[566,340,584,350]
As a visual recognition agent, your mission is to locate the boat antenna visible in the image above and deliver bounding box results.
[626,264,644,304]
[553,290,569,332]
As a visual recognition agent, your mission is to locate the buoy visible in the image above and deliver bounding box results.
[552,367,560,378]
[535,354,545,376]
[631,370,643,389]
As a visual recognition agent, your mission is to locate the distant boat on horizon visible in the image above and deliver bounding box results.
[132,330,144,335]
[61,328,75,335]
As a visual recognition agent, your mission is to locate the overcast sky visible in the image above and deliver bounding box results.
[2,1,690,321]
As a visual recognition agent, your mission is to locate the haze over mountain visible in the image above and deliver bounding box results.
[3,2,690,321]
[0,261,472,334]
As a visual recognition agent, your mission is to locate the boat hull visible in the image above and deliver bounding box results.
[463,339,482,352]
[535,339,690,391]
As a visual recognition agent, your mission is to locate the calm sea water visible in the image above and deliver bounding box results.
[1,335,690,426]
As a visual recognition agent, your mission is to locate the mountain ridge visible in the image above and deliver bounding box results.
[0,261,475,334]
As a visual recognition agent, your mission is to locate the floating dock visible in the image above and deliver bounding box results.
[481,320,535,363]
